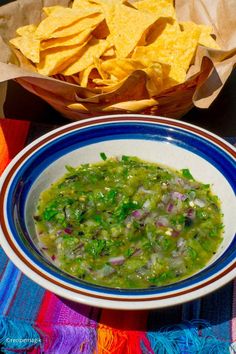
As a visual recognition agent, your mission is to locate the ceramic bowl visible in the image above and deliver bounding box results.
[0,115,235,310]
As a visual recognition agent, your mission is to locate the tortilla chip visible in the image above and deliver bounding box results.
[79,65,95,87]
[41,28,92,50]
[180,22,221,50]
[144,63,163,96]
[101,58,144,80]
[135,22,200,71]
[101,46,115,57]
[10,35,40,63]
[48,14,104,39]
[43,6,65,17]
[102,98,158,111]
[92,19,110,39]
[174,27,201,70]
[16,24,37,37]
[9,0,221,108]
[104,2,161,57]
[35,7,101,39]
[93,77,118,85]
[67,102,89,111]
[93,57,108,79]
[72,0,101,11]
[37,43,87,76]
[11,47,37,71]
[134,0,176,20]
[162,63,187,90]
[95,69,148,97]
[62,37,108,76]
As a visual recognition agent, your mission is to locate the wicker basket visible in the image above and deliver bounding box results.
[15,56,212,121]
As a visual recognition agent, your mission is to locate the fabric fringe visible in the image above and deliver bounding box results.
[147,319,232,354]
[0,317,234,354]
[0,316,41,353]
[39,325,97,354]
[96,327,153,354]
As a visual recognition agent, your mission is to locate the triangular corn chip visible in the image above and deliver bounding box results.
[72,0,101,11]
[37,43,87,76]
[48,14,104,39]
[62,37,108,76]
[16,24,37,37]
[41,28,92,50]
[144,63,163,96]
[102,98,158,112]
[134,22,200,71]
[43,6,65,17]
[134,0,176,19]
[35,7,101,39]
[10,35,40,63]
[101,58,144,80]
[79,65,96,87]
[180,22,220,50]
[104,3,161,57]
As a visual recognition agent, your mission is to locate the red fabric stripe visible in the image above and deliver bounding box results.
[35,291,55,351]
[97,310,151,354]
[99,309,148,331]
[0,125,9,175]
[0,119,30,162]
[36,291,55,324]
[0,118,30,176]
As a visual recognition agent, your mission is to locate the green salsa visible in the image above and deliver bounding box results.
[35,156,223,289]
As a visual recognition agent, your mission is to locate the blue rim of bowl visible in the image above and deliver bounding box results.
[0,115,235,302]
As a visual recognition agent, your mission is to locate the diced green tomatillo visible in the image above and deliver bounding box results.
[35,156,223,289]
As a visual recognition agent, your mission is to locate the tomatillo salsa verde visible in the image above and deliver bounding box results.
[35,155,223,289]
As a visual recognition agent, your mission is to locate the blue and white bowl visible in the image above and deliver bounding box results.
[0,115,235,310]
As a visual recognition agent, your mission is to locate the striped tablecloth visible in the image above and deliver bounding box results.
[0,118,235,354]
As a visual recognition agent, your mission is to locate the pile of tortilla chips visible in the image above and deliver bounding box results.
[9,0,220,114]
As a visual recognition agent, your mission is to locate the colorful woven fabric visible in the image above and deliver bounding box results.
[0,118,235,354]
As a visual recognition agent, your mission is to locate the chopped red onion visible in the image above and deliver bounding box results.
[156,216,169,227]
[131,210,142,219]
[108,256,125,266]
[187,208,196,219]
[174,177,184,186]
[51,254,56,261]
[171,229,180,237]
[166,203,174,213]
[171,191,187,201]
[64,227,73,234]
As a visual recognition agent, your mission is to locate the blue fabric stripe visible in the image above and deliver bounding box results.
[0,248,8,277]
[0,249,44,321]
[182,299,201,321]
[147,305,183,330]
[6,275,45,322]
[0,261,21,316]
[147,320,231,354]
[199,282,233,343]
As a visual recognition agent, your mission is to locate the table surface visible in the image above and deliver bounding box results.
[3,69,236,137]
